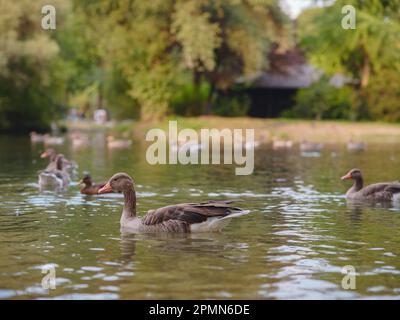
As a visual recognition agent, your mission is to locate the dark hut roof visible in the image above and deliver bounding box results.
[253,63,322,88]
[245,46,348,89]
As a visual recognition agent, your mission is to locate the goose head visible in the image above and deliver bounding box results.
[98,173,134,194]
[40,148,56,160]
[341,168,362,181]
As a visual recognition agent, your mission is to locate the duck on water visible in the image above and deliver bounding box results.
[98,172,249,233]
[341,168,400,202]
[38,154,70,191]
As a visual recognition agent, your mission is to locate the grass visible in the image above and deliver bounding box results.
[66,116,400,144]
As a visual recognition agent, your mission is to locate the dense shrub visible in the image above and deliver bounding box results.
[212,93,250,117]
[170,79,211,116]
[285,77,354,120]
[365,69,400,122]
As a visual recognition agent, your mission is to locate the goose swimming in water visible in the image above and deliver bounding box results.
[30,131,46,143]
[341,168,400,202]
[98,173,250,233]
[41,149,78,174]
[347,140,366,151]
[106,136,132,149]
[38,155,70,191]
[299,140,324,152]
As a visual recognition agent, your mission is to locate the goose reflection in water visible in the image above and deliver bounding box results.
[119,232,247,261]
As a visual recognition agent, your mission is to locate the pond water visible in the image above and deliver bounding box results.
[1,132,400,300]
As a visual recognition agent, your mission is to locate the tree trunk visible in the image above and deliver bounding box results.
[360,55,370,88]
[204,83,215,115]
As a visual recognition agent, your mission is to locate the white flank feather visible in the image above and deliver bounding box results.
[190,210,250,233]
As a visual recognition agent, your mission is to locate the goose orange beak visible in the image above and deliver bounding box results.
[98,182,112,194]
[40,151,49,158]
[341,173,352,180]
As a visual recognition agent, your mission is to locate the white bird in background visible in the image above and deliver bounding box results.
[107,136,132,149]
[347,139,366,151]
[272,140,293,150]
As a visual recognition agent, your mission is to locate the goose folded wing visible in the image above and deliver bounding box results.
[142,200,242,226]
[361,182,400,197]
[383,183,400,194]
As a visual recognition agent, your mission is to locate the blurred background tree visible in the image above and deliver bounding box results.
[286,77,354,120]
[297,0,400,120]
[0,0,68,132]
[74,0,288,120]
[1,0,400,132]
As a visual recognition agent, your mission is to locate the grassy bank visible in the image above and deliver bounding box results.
[66,117,400,144]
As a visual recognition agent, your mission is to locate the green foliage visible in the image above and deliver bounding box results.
[172,1,221,72]
[365,69,400,122]
[296,0,400,121]
[212,93,250,117]
[105,68,140,120]
[286,78,354,120]
[170,76,211,116]
[171,0,288,90]
[298,0,400,86]
[74,0,287,119]
[0,0,67,132]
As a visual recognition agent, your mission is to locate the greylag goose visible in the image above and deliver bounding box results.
[30,131,46,143]
[79,173,109,195]
[347,140,366,151]
[107,136,132,149]
[41,149,78,173]
[300,140,324,152]
[341,168,400,201]
[98,173,249,233]
[43,134,65,146]
[38,155,70,190]
[272,140,293,150]
[70,132,89,148]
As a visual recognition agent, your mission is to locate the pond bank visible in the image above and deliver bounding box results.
[66,117,400,144]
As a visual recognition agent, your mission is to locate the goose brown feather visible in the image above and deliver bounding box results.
[341,168,400,201]
[98,173,249,233]
[143,201,244,226]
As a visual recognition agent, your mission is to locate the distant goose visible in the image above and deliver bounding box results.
[232,138,262,151]
[30,132,46,143]
[44,134,65,146]
[38,155,70,191]
[98,173,249,233]
[244,140,260,150]
[107,136,132,149]
[272,140,293,150]
[299,140,324,152]
[347,140,366,151]
[341,168,400,201]
[170,140,204,153]
[180,141,204,153]
[41,149,78,174]
[70,132,89,148]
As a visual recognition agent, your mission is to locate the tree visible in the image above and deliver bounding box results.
[0,0,68,132]
[171,0,288,111]
[297,0,400,120]
[75,0,288,120]
[298,0,400,89]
